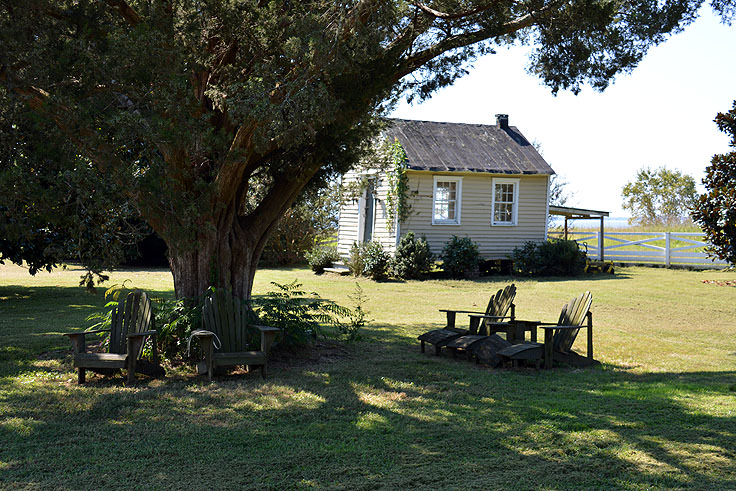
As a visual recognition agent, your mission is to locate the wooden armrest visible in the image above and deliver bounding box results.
[191,330,214,338]
[467,314,513,320]
[252,325,281,333]
[64,329,110,337]
[539,325,584,330]
[127,330,157,338]
[439,309,486,315]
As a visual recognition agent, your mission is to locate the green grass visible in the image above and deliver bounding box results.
[2,263,736,489]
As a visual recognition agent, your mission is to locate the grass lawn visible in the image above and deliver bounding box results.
[1,263,736,489]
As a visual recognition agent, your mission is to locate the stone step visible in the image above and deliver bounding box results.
[324,264,351,275]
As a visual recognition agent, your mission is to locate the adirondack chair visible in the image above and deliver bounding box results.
[418,284,516,355]
[192,289,281,381]
[444,285,519,356]
[64,290,161,384]
[496,291,598,369]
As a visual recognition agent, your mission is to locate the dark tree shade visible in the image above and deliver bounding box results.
[692,102,736,265]
[1,0,732,299]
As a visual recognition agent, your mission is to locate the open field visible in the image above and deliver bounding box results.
[1,263,735,489]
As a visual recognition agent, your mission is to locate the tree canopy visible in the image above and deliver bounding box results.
[1,0,732,299]
[622,166,697,226]
[692,101,736,265]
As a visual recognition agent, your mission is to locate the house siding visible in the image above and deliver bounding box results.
[400,171,549,258]
[337,170,397,258]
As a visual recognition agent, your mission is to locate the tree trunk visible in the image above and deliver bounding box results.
[166,210,266,301]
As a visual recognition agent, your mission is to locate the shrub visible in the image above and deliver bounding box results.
[347,241,390,280]
[510,241,539,276]
[362,241,391,280]
[512,239,587,276]
[392,231,433,279]
[154,297,202,361]
[252,280,355,346]
[305,245,341,274]
[441,235,480,278]
[340,283,369,343]
[347,242,366,276]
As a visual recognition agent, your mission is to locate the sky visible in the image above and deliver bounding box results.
[390,8,736,218]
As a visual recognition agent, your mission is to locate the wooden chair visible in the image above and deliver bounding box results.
[443,285,518,356]
[192,289,281,381]
[64,290,161,384]
[496,291,598,369]
[418,284,516,355]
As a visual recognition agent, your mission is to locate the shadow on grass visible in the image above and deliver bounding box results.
[1,285,735,488]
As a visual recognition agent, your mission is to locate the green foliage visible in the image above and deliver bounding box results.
[692,101,736,265]
[153,297,202,362]
[440,236,480,279]
[340,283,369,343]
[0,97,145,287]
[305,245,341,275]
[362,242,392,281]
[512,240,587,276]
[392,232,433,279]
[622,166,697,226]
[252,281,352,346]
[385,139,411,230]
[347,242,367,277]
[347,241,391,280]
[261,184,340,266]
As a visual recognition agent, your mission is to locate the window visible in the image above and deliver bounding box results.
[492,178,519,226]
[433,176,462,225]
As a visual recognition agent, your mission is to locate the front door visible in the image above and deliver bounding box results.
[363,179,375,242]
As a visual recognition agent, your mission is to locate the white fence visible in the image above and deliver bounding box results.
[548,231,729,269]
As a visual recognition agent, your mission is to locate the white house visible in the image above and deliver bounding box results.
[337,115,555,259]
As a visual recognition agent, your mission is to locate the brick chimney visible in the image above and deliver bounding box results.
[495,114,509,130]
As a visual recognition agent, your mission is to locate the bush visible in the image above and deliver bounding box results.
[512,239,587,276]
[305,245,340,274]
[347,242,366,276]
[362,241,391,280]
[347,241,391,280]
[252,280,356,346]
[392,231,433,279]
[154,296,202,361]
[441,235,480,278]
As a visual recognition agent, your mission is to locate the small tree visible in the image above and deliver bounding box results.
[622,167,697,226]
[692,102,736,265]
[392,232,433,279]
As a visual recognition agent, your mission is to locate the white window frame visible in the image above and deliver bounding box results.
[491,177,519,226]
[432,176,462,225]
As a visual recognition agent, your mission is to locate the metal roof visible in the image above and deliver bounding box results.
[548,206,610,218]
[385,118,555,175]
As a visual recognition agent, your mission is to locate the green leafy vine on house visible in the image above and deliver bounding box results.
[385,138,411,232]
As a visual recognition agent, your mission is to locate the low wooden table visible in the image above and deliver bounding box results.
[468,315,541,344]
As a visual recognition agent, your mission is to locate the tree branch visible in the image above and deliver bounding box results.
[413,2,500,20]
[393,9,543,80]
[102,0,141,27]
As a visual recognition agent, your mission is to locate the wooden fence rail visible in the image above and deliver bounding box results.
[548,231,729,269]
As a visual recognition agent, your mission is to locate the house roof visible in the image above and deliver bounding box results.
[385,118,555,175]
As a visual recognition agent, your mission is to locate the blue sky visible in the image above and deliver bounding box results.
[390,8,736,217]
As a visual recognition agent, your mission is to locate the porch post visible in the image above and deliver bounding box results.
[599,216,605,261]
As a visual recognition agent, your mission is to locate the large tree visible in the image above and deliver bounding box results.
[622,166,697,226]
[692,101,736,265]
[1,0,730,300]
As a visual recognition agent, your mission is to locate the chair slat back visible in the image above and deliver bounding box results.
[489,284,516,318]
[553,291,592,353]
[203,289,251,353]
[109,290,153,358]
